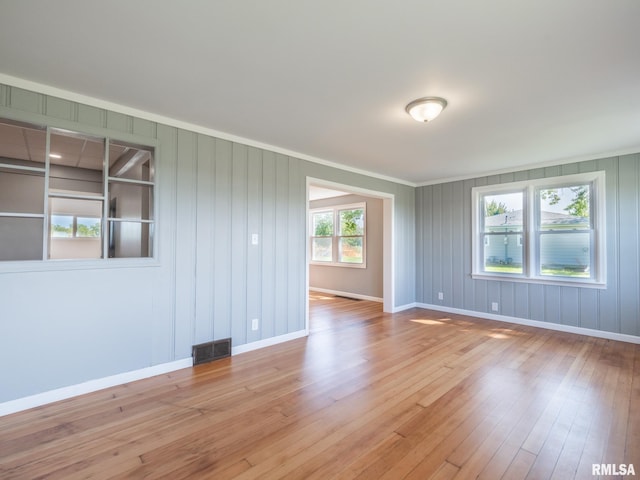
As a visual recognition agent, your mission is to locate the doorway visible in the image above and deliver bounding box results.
[305,177,394,333]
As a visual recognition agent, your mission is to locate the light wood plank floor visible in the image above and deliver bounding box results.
[1,293,639,479]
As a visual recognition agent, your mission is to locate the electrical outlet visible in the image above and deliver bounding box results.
[491,302,499,312]
[251,234,259,245]
[438,292,444,300]
[251,318,259,331]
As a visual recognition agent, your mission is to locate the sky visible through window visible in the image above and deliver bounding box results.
[486,189,579,214]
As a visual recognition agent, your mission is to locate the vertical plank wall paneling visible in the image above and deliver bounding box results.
[274,154,290,337]
[230,143,249,345]
[287,156,304,334]
[261,150,277,340]
[392,182,416,307]
[174,129,198,359]
[451,181,464,307]
[618,154,640,336]
[441,183,453,306]
[153,124,179,365]
[416,154,640,336]
[194,135,216,344]
[599,156,620,333]
[0,83,415,403]
[462,179,475,310]
[246,147,263,344]
[212,139,233,341]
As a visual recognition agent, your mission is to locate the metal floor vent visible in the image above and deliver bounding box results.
[192,338,232,365]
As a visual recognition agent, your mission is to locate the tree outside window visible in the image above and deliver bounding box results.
[472,172,605,287]
[310,203,366,267]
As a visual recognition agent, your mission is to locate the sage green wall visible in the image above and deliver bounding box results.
[416,155,640,337]
[0,84,415,403]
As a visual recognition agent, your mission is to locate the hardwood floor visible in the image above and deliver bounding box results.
[1,293,639,479]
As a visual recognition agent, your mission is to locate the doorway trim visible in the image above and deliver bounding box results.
[306,177,395,332]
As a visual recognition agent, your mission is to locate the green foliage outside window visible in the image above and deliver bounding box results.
[77,221,101,237]
[52,224,73,237]
[313,215,333,236]
[484,199,509,217]
[540,185,590,218]
[340,209,364,236]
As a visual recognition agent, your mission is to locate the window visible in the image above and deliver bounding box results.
[0,118,155,262]
[310,203,366,267]
[472,172,605,287]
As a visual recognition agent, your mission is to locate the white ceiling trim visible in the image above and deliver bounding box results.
[0,73,416,187]
[415,147,640,187]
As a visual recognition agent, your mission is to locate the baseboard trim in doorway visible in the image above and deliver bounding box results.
[310,287,383,303]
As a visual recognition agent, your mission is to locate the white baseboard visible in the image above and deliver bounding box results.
[0,358,193,417]
[309,287,383,303]
[416,303,640,345]
[391,302,418,313]
[232,329,308,355]
[1,329,310,417]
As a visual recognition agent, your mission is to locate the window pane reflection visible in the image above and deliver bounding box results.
[109,143,154,182]
[108,221,152,258]
[49,131,104,195]
[0,169,45,214]
[109,182,153,221]
[0,217,43,261]
[0,120,46,165]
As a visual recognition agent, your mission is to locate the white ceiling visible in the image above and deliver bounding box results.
[308,186,350,201]
[1,1,639,185]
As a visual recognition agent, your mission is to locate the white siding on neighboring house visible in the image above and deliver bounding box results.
[484,210,589,268]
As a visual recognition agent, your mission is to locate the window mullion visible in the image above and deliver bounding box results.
[527,185,536,278]
[333,209,339,263]
[42,126,51,260]
[102,137,109,259]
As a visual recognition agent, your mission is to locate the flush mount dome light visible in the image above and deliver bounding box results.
[405,96,447,122]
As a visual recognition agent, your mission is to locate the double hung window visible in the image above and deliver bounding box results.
[310,203,366,267]
[472,172,605,287]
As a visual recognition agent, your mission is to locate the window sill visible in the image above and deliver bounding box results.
[471,272,606,289]
[0,257,161,274]
[310,261,366,269]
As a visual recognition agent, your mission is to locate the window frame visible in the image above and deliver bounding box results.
[0,115,158,272]
[309,202,366,268]
[472,172,606,288]
[50,214,102,238]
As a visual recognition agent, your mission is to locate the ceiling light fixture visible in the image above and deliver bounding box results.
[49,153,62,159]
[405,97,447,122]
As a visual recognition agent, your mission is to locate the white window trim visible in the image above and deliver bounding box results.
[471,171,606,288]
[0,116,158,272]
[310,202,367,268]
